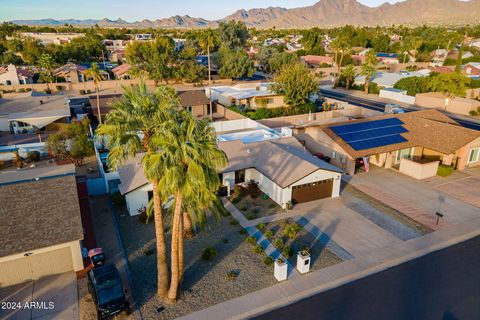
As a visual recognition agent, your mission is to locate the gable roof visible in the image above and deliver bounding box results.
[218,137,341,188]
[177,90,209,107]
[52,63,87,76]
[111,63,131,76]
[0,164,83,257]
[321,109,480,158]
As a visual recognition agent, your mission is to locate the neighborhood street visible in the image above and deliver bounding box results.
[254,235,480,320]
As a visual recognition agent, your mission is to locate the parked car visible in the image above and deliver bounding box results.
[87,264,130,319]
[385,104,405,114]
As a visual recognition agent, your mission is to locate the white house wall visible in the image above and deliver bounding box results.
[245,168,291,208]
[125,184,153,216]
[290,169,341,197]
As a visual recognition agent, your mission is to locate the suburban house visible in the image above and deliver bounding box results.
[116,122,342,215]
[17,32,84,45]
[53,63,88,83]
[463,62,480,77]
[0,64,33,85]
[209,83,285,109]
[379,88,415,104]
[112,63,132,80]
[177,90,210,118]
[0,164,84,287]
[109,49,127,63]
[0,93,71,134]
[102,39,129,51]
[415,92,480,116]
[431,49,449,66]
[376,53,400,65]
[354,69,431,88]
[301,55,334,68]
[293,109,480,179]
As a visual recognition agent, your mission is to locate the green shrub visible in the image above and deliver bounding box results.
[226,270,238,281]
[232,197,240,204]
[252,208,260,214]
[256,223,266,231]
[282,246,294,258]
[44,88,52,94]
[56,85,65,91]
[254,244,264,254]
[201,247,218,261]
[111,191,126,207]
[274,238,284,250]
[469,110,479,116]
[246,236,257,245]
[268,203,276,209]
[27,151,40,162]
[283,223,302,239]
[264,230,274,238]
[437,164,454,177]
[247,213,256,220]
[264,256,274,265]
[230,219,239,226]
[240,206,248,211]
[239,228,247,235]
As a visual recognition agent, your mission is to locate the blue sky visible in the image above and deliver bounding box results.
[0,0,401,21]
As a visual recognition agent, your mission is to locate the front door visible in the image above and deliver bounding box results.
[235,170,245,184]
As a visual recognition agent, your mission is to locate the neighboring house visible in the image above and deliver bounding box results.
[286,42,304,52]
[379,88,415,104]
[18,32,84,45]
[102,39,130,52]
[0,64,33,85]
[351,55,366,66]
[0,93,71,134]
[117,134,342,215]
[209,83,285,109]
[178,90,210,118]
[376,53,400,65]
[109,49,127,63]
[429,66,455,74]
[0,164,84,287]
[462,62,480,76]
[53,63,88,83]
[354,69,431,88]
[469,40,480,50]
[431,49,449,66]
[293,109,480,178]
[134,34,152,41]
[111,63,132,80]
[301,55,334,68]
[415,92,480,116]
[173,38,186,51]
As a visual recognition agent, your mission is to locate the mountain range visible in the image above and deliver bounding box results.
[10,0,480,28]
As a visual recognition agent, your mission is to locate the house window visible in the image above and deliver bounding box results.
[468,148,480,164]
[396,148,413,162]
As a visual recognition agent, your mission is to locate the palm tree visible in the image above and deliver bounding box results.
[361,50,378,94]
[158,114,227,303]
[37,53,55,92]
[331,36,351,87]
[340,64,356,90]
[85,63,105,124]
[96,82,180,299]
[198,29,218,120]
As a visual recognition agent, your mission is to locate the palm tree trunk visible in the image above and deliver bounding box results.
[153,181,169,298]
[346,79,350,91]
[183,212,194,239]
[336,52,345,87]
[96,87,102,124]
[179,211,185,287]
[208,45,213,120]
[364,77,370,94]
[167,193,183,303]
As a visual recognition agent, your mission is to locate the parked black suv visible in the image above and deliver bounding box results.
[87,264,130,319]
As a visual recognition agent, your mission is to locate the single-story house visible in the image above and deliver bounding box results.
[116,135,342,215]
[112,63,132,80]
[0,164,84,286]
[0,64,33,85]
[293,109,480,179]
[463,62,480,76]
[109,49,127,63]
[209,83,285,109]
[429,66,454,74]
[354,69,431,88]
[376,53,399,65]
[415,92,480,116]
[379,88,415,104]
[178,90,210,118]
[301,55,334,67]
[53,63,88,83]
[0,93,71,134]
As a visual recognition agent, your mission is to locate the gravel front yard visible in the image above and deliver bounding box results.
[229,185,284,220]
[117,210,277,320]
[263,218,343,271]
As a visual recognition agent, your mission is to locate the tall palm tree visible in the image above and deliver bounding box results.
[156,114,227,303]
[340,64,356,90]
[85,63,105,124]
[198,29,218,120]
[331,37,351,87]
[37,53,55,92]
[96,82,179,299]
[361,50,378,94]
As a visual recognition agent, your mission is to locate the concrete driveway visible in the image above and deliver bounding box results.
[348,168,480,225]
[0,272,78,320]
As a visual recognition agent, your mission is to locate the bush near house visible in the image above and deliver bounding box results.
[437,164,454,177]
[27,151,40,162]
[228,103,318,121]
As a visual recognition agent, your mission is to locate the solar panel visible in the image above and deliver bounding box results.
[349,135,408,151]
[330,118,404,135]
[330,118,409,151]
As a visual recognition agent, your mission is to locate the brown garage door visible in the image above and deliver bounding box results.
[292,179,333,204]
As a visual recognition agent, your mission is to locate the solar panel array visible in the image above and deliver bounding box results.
[330,118,408,151]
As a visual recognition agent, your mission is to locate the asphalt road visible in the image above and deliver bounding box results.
[320,89,480,131]
[253,236,480,320]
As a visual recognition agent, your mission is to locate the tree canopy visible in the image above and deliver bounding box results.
[218,21,249,50]
[272,63,318,106]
